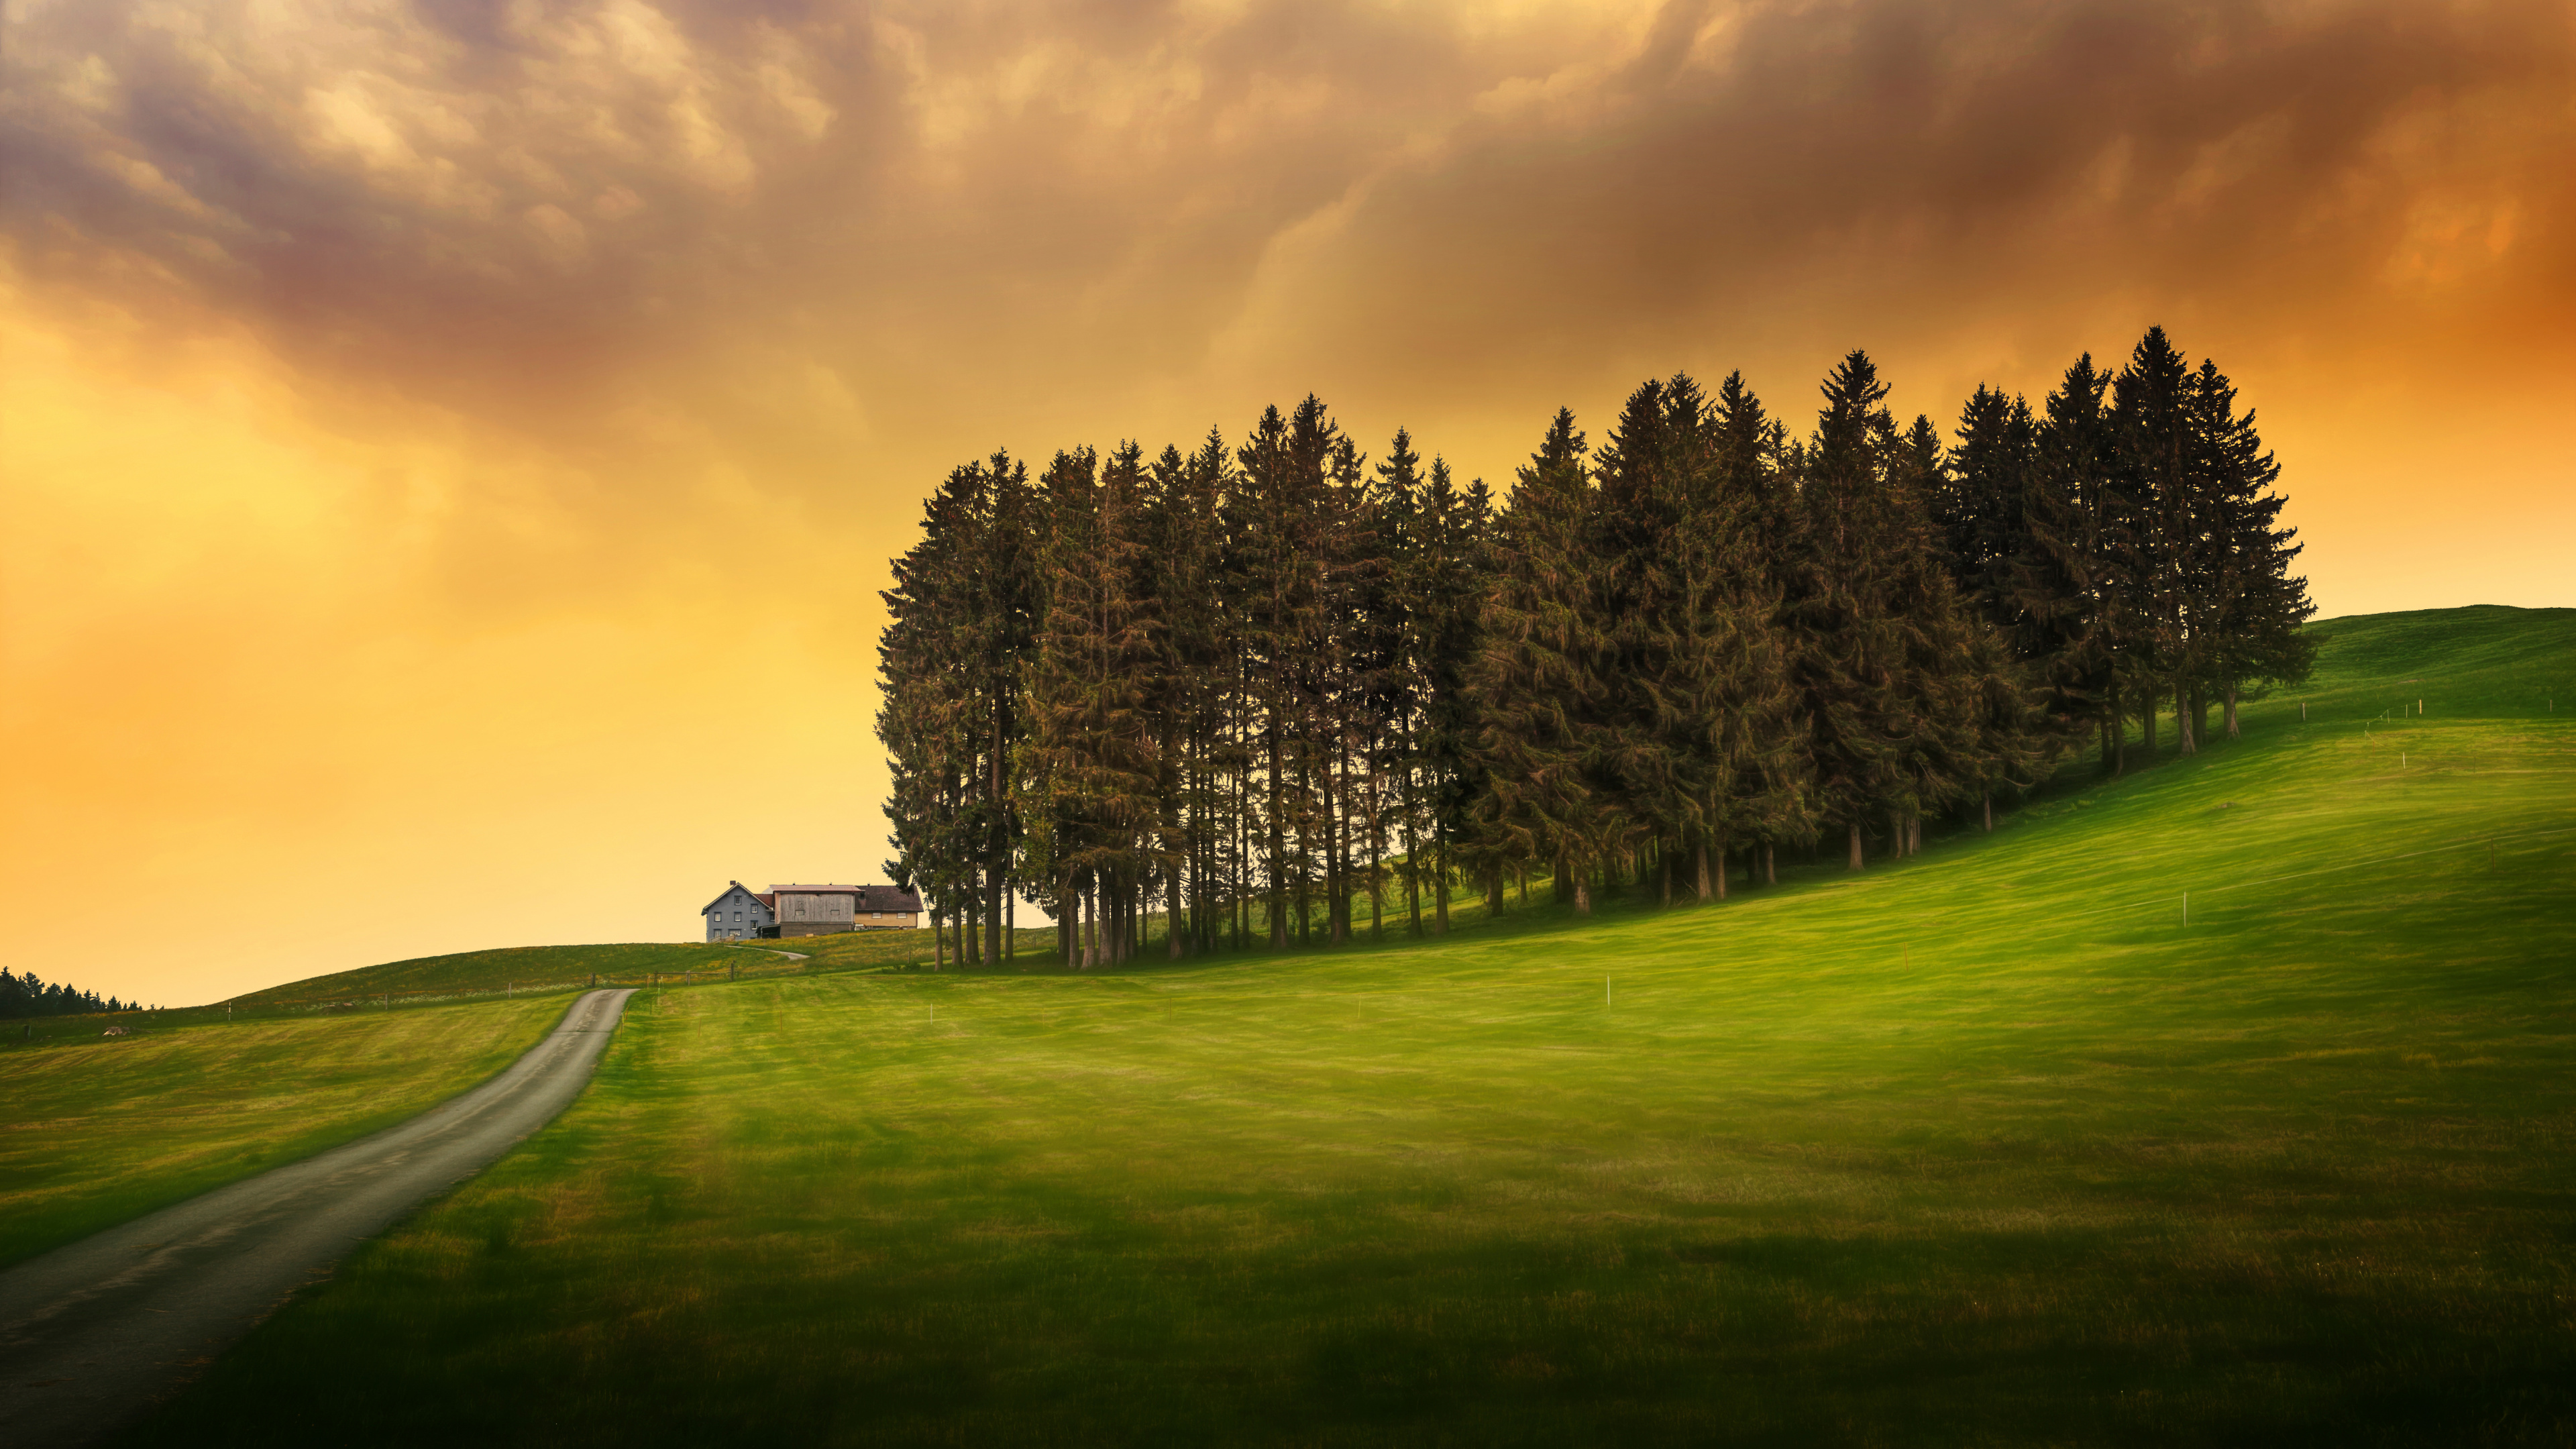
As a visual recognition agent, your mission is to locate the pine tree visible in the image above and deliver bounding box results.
[2188,360,2316,735]
[1364,429,1426,937]
[880,455,1012,964]
[1709,371,1813,889]
[1028,446,1162,967]
[1591,376,1688,896]
[1937,384,2029,625]
[1415,455,1489,933]
[2038,352,2128,772]
[2110,327,2198,759]
[1786,355,1904,869]
[1474,408,1619,914]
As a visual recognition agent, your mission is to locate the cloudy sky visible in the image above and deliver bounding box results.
[5,0,2570,1004]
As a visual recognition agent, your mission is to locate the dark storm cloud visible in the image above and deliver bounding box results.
[1,1,1488,419]
[4,0,2567,443]
[1266,0,2576,410]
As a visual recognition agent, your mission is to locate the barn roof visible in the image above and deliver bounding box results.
[764,884,922,912]
[705,883,917,914]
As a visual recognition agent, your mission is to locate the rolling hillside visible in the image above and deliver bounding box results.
[115,605,2575,1446]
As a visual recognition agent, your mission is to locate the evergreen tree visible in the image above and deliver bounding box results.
[1414,455,1489,932]
[2037,352,2128,772]
[1365,429,1426,936]
[2188,360,2316,735]
[1937,384,2029,623]
[1474,409,1619,914]
[2110,326,2198,759]
[877,337,2312,962]
[1028,446,1162,967]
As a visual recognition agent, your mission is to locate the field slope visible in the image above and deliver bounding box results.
[0,998,566,1269]
[121,606,2576,1446]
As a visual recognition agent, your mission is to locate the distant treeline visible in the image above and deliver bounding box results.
[877,327,2313,969]
[1,967,140,1018]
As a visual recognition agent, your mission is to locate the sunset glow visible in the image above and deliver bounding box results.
[5,0,2571,1004]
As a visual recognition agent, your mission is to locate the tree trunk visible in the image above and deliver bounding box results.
[1572,873,1592,917]
[1324,739,1345,946]
[1657,847,1672,908]
[2224,681,2241,739]
[987,883,1003,972]
[1367,747,1385,941]
[934,910,947,971]
[1763,843,1776,886]
[1487,872,1505,918]
[2176,679,2196,756]
[2106,682,2125,776]
[1433,841,1450,935]
[1888,808,1904,861]
[1907,814,1922,856]
[1267,723,1287,949]
[1406,850,1423,936]
[1848,822,1866,871]
[2143,690,2159,759]
[1693,837,1712,902]
[1982,790,1993,833]
[988,700,1008,973]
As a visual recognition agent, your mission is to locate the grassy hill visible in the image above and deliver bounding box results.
[215,922,947,1012]
[0,998,564,1269]
[93,606,2576,1444]
[222,941,759,1007]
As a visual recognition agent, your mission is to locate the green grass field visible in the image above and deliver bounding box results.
[0,997,567,1268]
[209,897,960,1009]
[224,940,786,1006]
[87,606,2576,1443]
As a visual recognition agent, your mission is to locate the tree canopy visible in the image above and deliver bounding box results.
[877,330,2314,963]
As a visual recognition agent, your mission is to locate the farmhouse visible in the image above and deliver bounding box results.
[701,881,922,941]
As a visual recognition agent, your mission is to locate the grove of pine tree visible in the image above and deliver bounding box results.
[876,329,2314,965]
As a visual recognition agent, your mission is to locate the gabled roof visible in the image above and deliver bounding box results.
[700,881,777,916]
[706,883,913,915]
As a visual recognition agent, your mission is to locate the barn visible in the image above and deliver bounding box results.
[702,882,922,941]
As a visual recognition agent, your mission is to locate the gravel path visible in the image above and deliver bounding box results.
[0,988,636,1447]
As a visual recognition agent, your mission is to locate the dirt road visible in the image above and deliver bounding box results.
[0,988,636,1447]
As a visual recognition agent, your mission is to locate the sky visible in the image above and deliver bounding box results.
[4,0,2571,1006]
